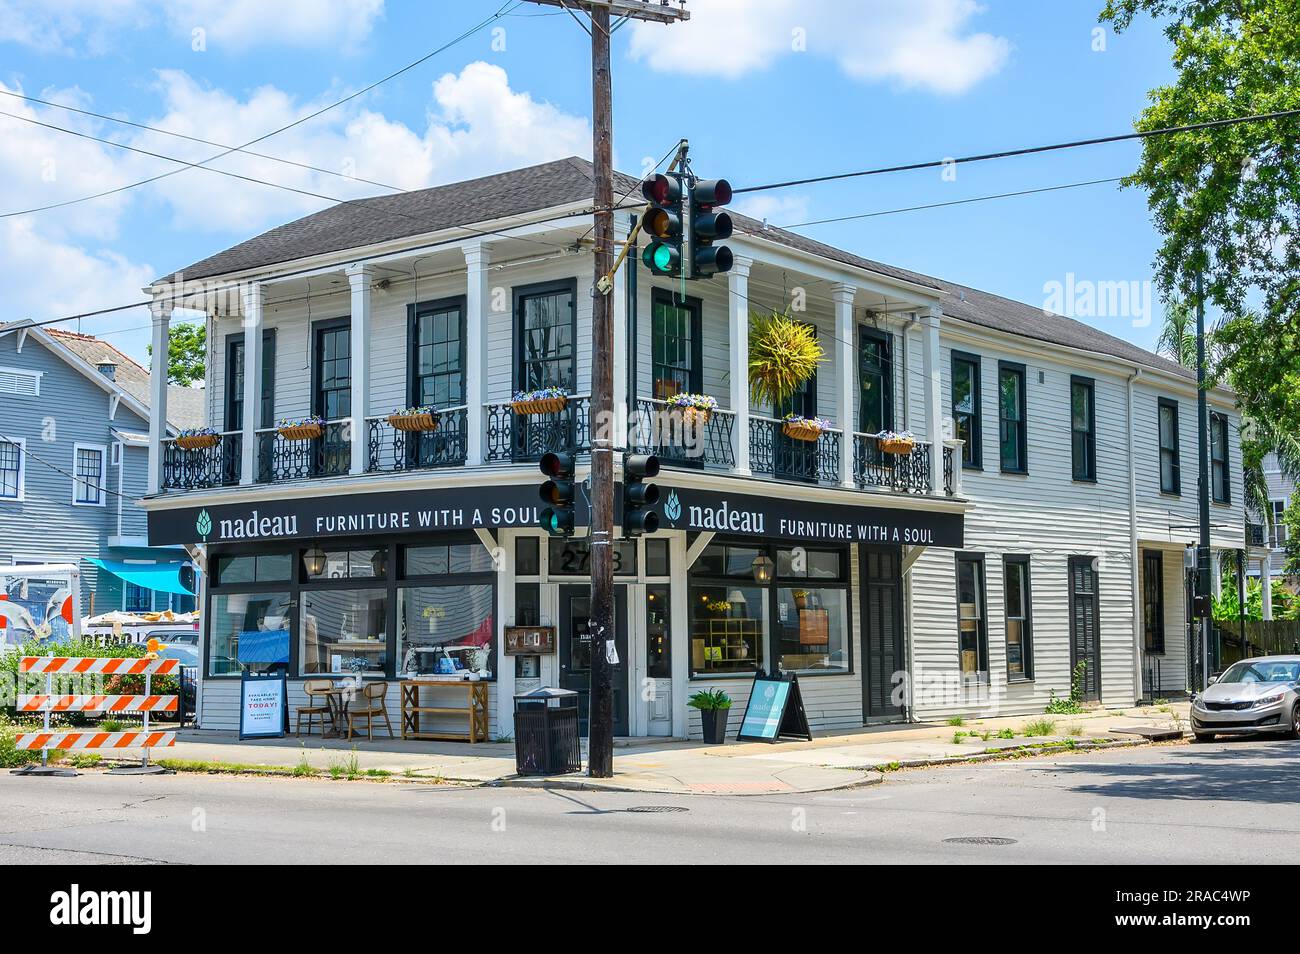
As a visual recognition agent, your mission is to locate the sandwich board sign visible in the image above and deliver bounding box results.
[736,671,812,742]
[239,670,288,740]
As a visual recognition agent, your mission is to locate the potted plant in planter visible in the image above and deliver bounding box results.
[175,426,220,451]
[510,386,569,415]
[782,413,832,442]
[874,429,915,455]
[666,392,718,429]
[277,415,325,441]
[748,310,824,408]
[689,688,733,744]
[387,405,440,432]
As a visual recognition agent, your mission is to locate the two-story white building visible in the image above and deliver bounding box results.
[139,157,1243,738]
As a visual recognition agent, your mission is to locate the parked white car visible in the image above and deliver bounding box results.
[1190,656,1300,742]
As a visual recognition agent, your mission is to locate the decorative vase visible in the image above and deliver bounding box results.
[700,708,729,744]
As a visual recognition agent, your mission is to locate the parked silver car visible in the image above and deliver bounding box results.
[1190,656,1300,742]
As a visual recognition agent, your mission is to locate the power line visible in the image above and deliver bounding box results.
[734,108,1300,195]
[0,1,518,219]
[0,87,403,194]
[778,175,1126,229]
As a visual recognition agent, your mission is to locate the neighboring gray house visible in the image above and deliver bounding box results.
[1246,452,1295,601]
[0,320,204,624]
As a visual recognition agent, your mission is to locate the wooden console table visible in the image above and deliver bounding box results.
[400,679,489,743]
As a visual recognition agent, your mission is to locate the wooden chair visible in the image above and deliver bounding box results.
[296,679,334,737]
[347,681,394,741]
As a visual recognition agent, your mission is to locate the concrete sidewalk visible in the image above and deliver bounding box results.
[92,701,1190,796]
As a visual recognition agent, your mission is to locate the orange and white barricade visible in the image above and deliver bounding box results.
[14,656,178,776]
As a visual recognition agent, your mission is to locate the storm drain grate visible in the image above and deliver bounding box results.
[626,805,689,814]
[942,836,1018,846]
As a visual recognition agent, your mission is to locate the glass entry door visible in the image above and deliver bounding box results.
[558,584,629,737]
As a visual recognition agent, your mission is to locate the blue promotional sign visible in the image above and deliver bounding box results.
[736,672,812,743]
[239,671,288,740]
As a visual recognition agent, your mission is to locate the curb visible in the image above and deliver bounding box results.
[491,770,885,797]
[857,735,1182,772]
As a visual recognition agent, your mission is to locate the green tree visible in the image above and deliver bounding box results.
[1282,489,1300,576]
[1154,294,1196,369]
[146,321,206,387]
[1101,0,1300,435]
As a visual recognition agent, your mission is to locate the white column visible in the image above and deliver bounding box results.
[463,242,490,466]
[728,255,753,476]
[346,264,372,476]
[1210,549,1223,599]
[921,305,943,494]
[832,283,856,488]
[1262,552,1274,620]
[239,283,264,486]
[146,299,172,495]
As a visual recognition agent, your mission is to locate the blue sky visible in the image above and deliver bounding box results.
[0,0,1176,362]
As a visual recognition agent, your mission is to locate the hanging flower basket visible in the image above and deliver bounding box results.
[278,416,325,441]
[510,387,569,416]
[782,414,831,443]
[748,311,825,408]
[387,407,440,432]
[875,430,916,455]
[666,392,718,428]
[175,428,220,451]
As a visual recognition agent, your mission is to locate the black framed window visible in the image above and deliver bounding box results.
[651,289,701,399]
[1070,376,1096,481]
[1158,398,1180,495]
[858,327,893,435]
[1142,549,1164,654]
[1211,411,1231,503]
[408,297,465,407]
[1003,556,1033,680]
[515,280,576,392]
[998,361,1027,473]
[951,352,981,468]
[313,318,351,420]
[646,585,671,679]
[224,330,276,431]
[688,540,850,678]
[0,439,21,499]
[956,553,988,678]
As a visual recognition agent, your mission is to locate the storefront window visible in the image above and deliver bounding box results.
[515,537,540,576]
[299,587,388,675]
[214,553,293,586]
[645,538,670,577]
[776,547,843,579]
[689,583,765,676]
[775,587,849,673]
[694,543,763,578]
[209,591,292,676]
[397,584,495,677]
[404,543,494,576]
[646,585,671,678]
[303,548,385,581]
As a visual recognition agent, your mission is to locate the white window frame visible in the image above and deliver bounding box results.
[120,559,155,613]
[0,366,41,397]
[1271,500,1288,548]
[0,437,25,502]
[71,442,107,507]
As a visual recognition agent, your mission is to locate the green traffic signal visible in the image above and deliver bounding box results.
[642,241,680,275]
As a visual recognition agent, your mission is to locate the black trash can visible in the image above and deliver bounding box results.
[514,687,582,776]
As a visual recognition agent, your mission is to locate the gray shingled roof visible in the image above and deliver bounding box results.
[47,329,208,429]
[162,156,1191,381]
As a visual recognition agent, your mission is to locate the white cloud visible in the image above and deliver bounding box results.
[731,193,811,227]
[0,0,385,54]
[627,0,1010,94]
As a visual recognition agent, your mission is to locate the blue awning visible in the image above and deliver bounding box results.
[85,559,194,596]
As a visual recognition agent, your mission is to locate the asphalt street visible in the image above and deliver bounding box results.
[2,738,1297,864]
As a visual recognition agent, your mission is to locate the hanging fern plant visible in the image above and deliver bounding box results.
[747,310,824,407]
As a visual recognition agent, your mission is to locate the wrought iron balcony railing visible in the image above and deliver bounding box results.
[161,432,241,491]
[484,394,590,463]
[366,407,468,473]
[749,415,841,485]
[852,434,933,495]
[627,397,736,469]
[256,420,350,483]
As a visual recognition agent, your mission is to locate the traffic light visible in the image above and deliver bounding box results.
[539,451,576,537]
[689,178,733,278]
[641,173,684,277]
[622,453,661,538]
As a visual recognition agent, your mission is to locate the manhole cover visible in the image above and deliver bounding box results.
[942,836,1018,846]
[626,805,689,814]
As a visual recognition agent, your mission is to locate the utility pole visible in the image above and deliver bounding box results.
[1195,266,1212,688]
[524,0,688,777]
